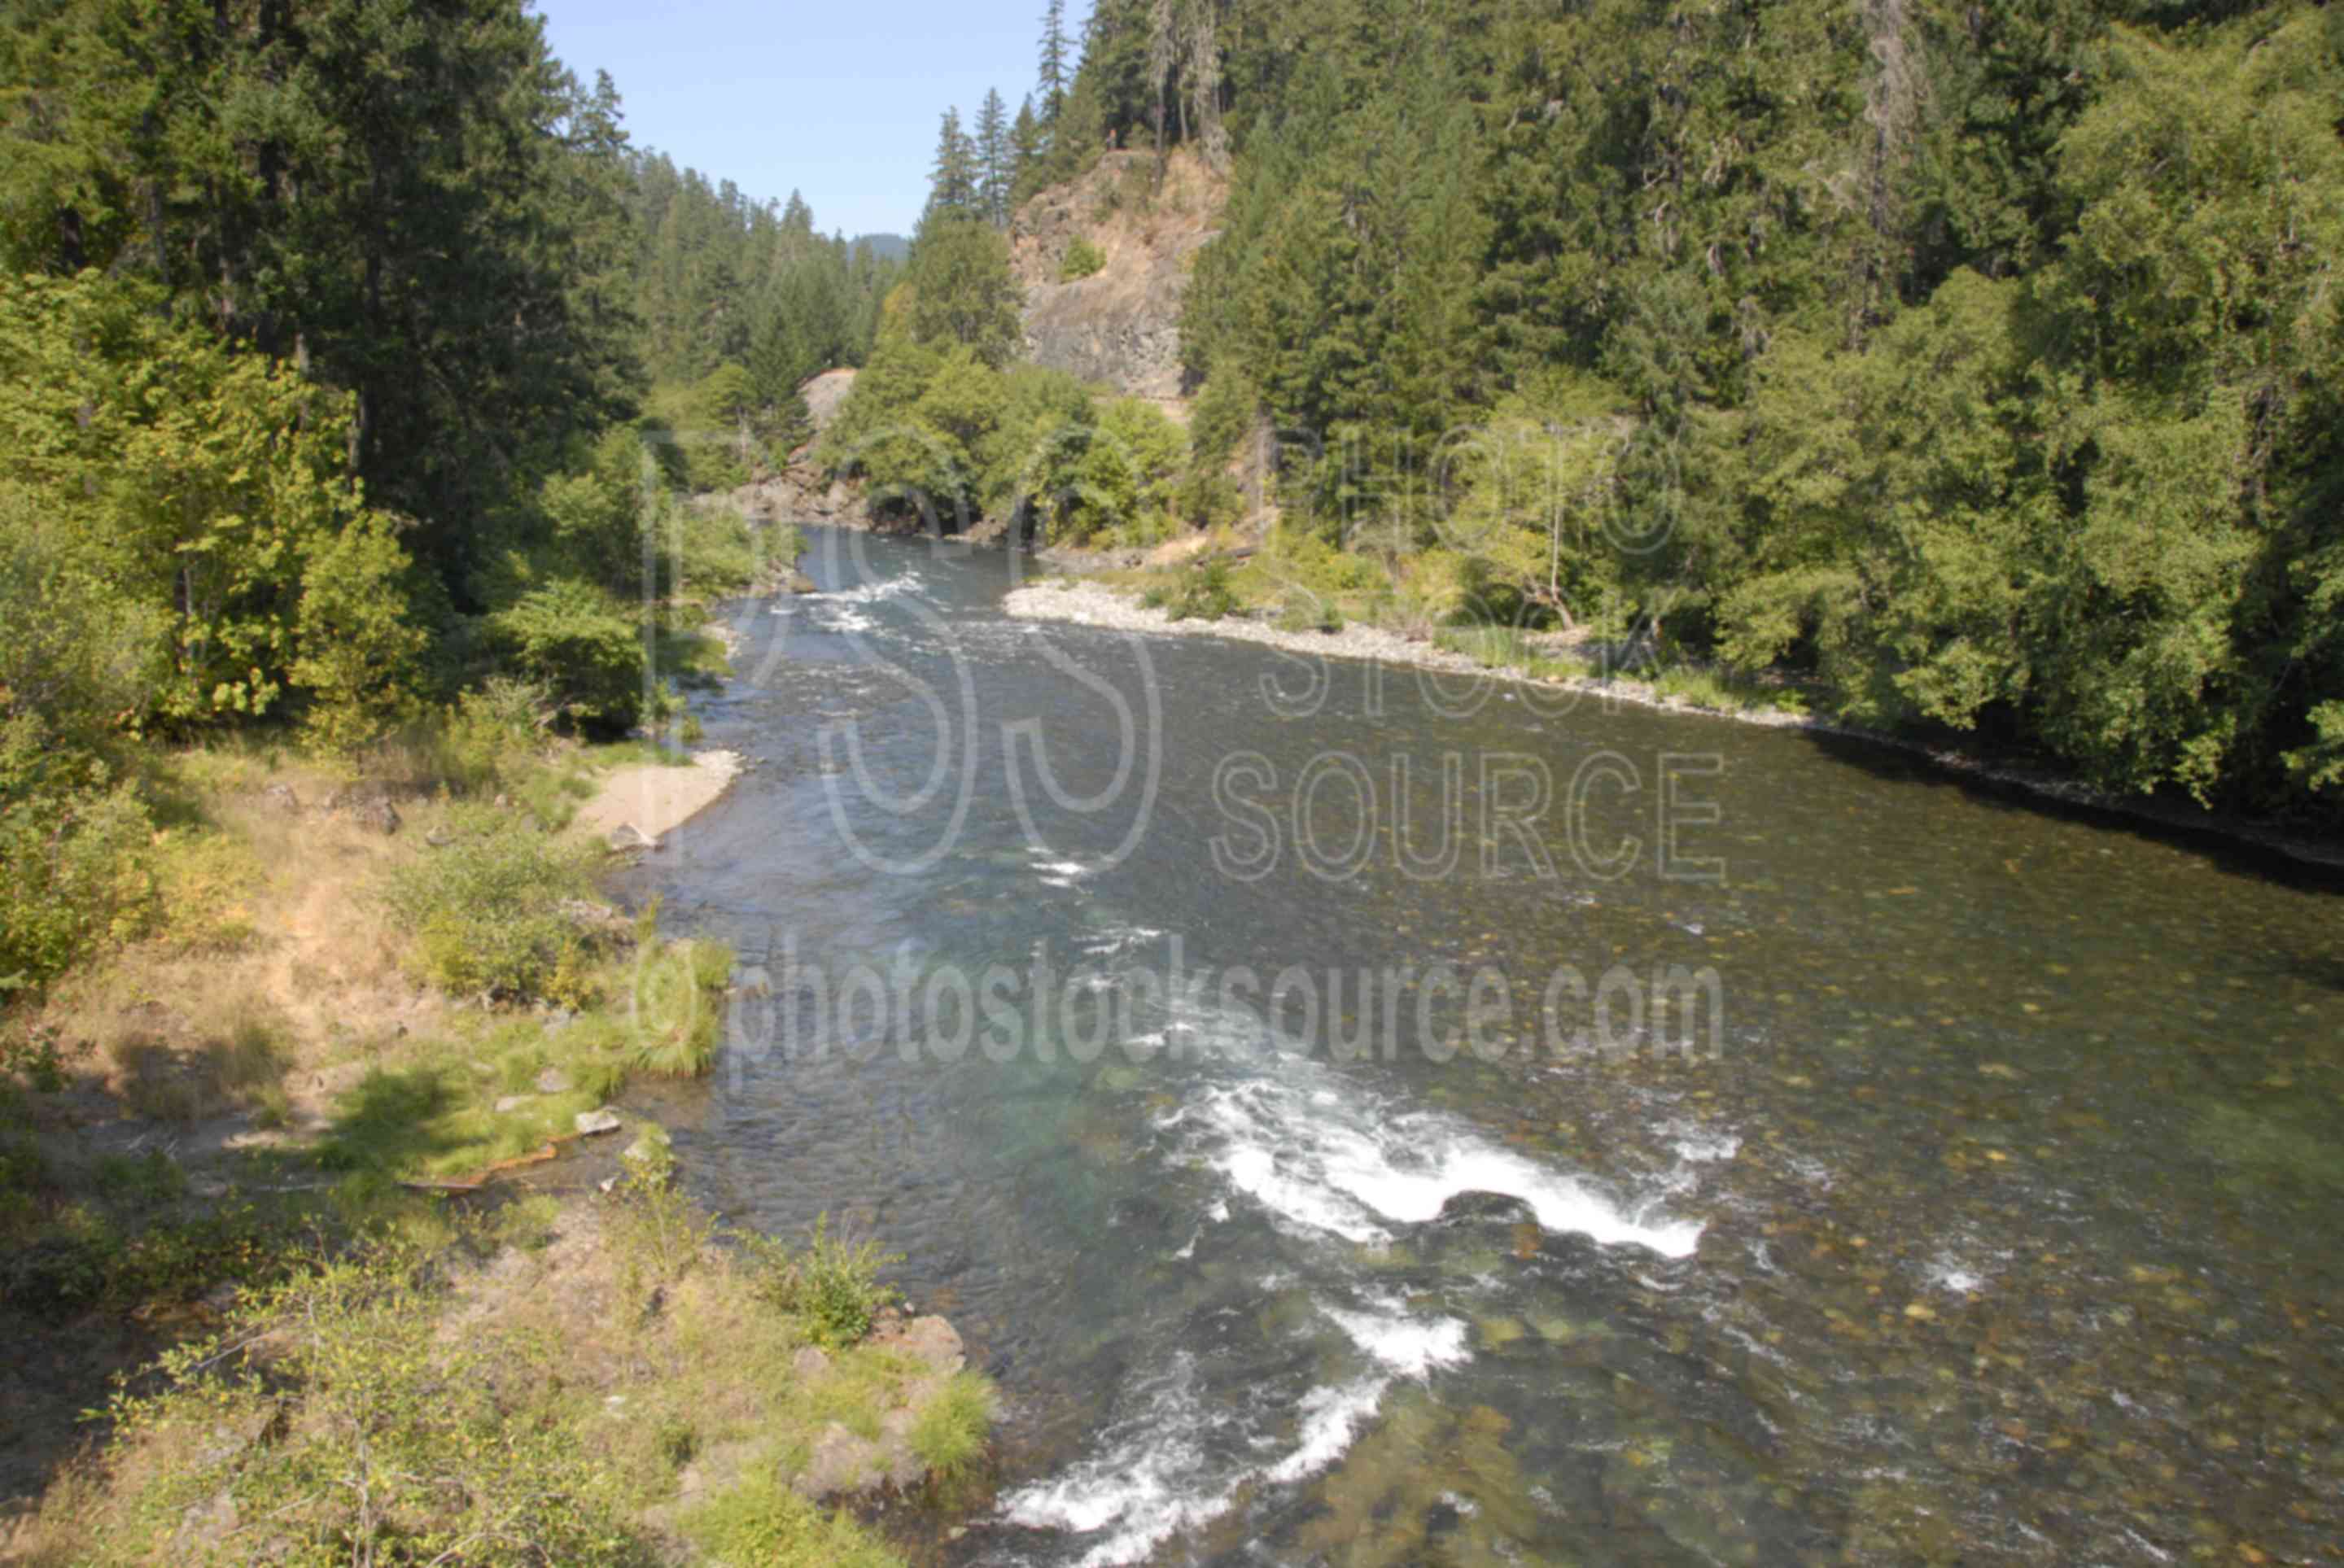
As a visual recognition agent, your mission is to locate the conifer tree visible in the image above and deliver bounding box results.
[925,107,980,219]
[974,89,1012,226]
[1009,95,1044,203]
[1037,0,1069,124]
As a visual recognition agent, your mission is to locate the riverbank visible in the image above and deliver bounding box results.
[0,711,993,1562]
[1004,574,2344,871]
[575,747,745,846]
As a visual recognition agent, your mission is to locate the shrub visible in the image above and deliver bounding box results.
[92,1243,648,1564]
[1065,398,1186,543]
[1186,366,1259,472]
[740,1213,903,1349]
[0,718,156,994]
[376,808,601,1002]
[432,676,556,795]
[488,578,646,737]
[1059,236,1107,282]
[289,512,427,754]
[684,1471,905,1567]
[1166,561,1238,623]
[630,937,732,1077]
[909,1371,997,1484]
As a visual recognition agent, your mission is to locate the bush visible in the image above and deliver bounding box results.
[740,1213,903,1349]
[1166,561,1238,623]
[908,1371,997,1485]
[432,677,556,795]
[684,1472,905,1567]
[289,512,428,754]
[0,718,155,994]
[376,807,601,1002]
[92,1243,649,1564]
[630,937,732,1077]
[1059,236,1107,282]
[488,579,646,737]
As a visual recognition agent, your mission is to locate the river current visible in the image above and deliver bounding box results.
[618,526,2344,1565]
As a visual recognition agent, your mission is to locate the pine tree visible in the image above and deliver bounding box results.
[974,89,1012,226]
[1038,0,1069,124]
[1009,96,1044,203]
[925,107,980,219]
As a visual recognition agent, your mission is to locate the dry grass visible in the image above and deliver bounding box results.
[34,767,450,1134]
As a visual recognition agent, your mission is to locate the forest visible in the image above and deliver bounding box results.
[877,0,2344,826]
[0,0,904,989]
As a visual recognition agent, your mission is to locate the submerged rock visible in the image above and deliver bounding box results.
[1434,1190,1541,1230]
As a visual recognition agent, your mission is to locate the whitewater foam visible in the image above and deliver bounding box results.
[1179,1071,1703,1258]
[1323,1298,1471,1378]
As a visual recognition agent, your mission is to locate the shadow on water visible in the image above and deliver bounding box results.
[1793,726,2344,891]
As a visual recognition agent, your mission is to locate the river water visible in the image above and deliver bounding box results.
[619,526,2344,1565]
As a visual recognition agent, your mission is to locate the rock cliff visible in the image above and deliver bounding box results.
[1008,148,1225,400]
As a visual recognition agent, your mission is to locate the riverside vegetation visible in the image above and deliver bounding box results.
[846,0,2344,833]
[0,0,988,1557]
[1,697,994,1563]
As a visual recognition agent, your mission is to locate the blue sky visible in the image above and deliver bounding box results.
[536,0,1052,238]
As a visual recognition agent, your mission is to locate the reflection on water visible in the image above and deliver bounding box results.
[620,527,2344,1565]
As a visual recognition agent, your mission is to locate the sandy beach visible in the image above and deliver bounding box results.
[573,748,745,845]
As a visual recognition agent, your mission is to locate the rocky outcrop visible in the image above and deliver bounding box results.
[1008,149,1225,399]
[718,466,879,532]
[798,367,856,434]
[789,1312,971,1500]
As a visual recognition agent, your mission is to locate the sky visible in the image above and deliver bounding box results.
[536,0,1052,239]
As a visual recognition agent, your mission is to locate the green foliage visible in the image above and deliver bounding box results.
[684,1472,906,1567]
[0,0,644,592]
[740,1214,904,1350]
[92,1243,649,1565]
[0,273,422,736]
[1187,367,1258,473]
[629,937,732,1077]
[488,580,646,737]
[900,213,1026,369]
[376,807,602,1002]
[1166,561,1239,623]
[630,154,894,397]
[1136,0,2344,820]
[433,678,558,797]
[288,513,429,753]
[1060,236,1107,281]
[1066,398,1187,544]
[0,718,156,995]
[908,1372,998,1485]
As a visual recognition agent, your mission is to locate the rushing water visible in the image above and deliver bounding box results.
[619,526,2344,1565]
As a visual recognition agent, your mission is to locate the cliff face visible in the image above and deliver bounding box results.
[1008,149,1225,400]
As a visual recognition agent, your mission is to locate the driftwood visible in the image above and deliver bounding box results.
[397,1128,590,1195]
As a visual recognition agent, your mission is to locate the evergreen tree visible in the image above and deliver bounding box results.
[925,107,980,220]
[903,213,1024,369]
[974,89,1012,226]
[1009,96,1046,203]
[1038,0,1070,124]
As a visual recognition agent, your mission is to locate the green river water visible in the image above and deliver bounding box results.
[618,526,2344,1566]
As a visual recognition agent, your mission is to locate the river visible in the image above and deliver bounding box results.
[618,525,2344,1565]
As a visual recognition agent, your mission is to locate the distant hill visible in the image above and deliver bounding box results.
[851,232,910,263]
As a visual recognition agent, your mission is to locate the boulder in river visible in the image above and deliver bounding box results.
[1434,1190,1542,1230]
